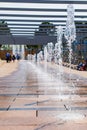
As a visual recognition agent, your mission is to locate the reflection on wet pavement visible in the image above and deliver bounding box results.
[0,60,87,130]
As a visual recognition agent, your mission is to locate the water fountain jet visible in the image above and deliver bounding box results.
[57,4,85,121]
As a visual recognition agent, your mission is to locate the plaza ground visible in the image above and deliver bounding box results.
[0,60,87,130]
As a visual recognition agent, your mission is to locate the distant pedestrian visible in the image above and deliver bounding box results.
[12,54,16,62]
[16,54,20,60]
[6,52,10,63]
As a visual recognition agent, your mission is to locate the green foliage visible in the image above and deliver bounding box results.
[35,21,56,36]
[0,20,10,33]
[26,45,38,50]
[1,45,12,50]
[39,22,54,29]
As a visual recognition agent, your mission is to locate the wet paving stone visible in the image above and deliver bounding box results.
[0,60,87,130]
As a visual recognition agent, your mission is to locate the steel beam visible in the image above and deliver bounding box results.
[0,0,87,4]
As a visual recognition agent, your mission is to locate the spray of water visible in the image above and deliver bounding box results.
[32,4,85,121]
[65,4,76,82]
[55,26,64,99]
[47,42,54,62]
[44,46,48,72]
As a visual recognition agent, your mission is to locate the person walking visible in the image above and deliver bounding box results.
[12,54,16,62]
[6,52,10,63]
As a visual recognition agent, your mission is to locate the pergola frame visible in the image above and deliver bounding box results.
[0,0,87,45]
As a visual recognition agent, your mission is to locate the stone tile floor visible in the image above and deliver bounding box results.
[0,60,87,130]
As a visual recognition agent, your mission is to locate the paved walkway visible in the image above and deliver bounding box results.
[0,60,18,77]
[0,60,87,130]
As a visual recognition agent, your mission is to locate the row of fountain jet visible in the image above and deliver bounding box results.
[36,4,76,66]
[31,5,86,121]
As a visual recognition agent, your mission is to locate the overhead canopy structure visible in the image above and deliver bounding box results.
[0,0,87,44]
[1,0,87,4]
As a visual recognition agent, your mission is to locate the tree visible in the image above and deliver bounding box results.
[26,22,56,53]
[26,45,39,54]
[0,20,10,48]
[0,20,10,34]
[35,22,56,36]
